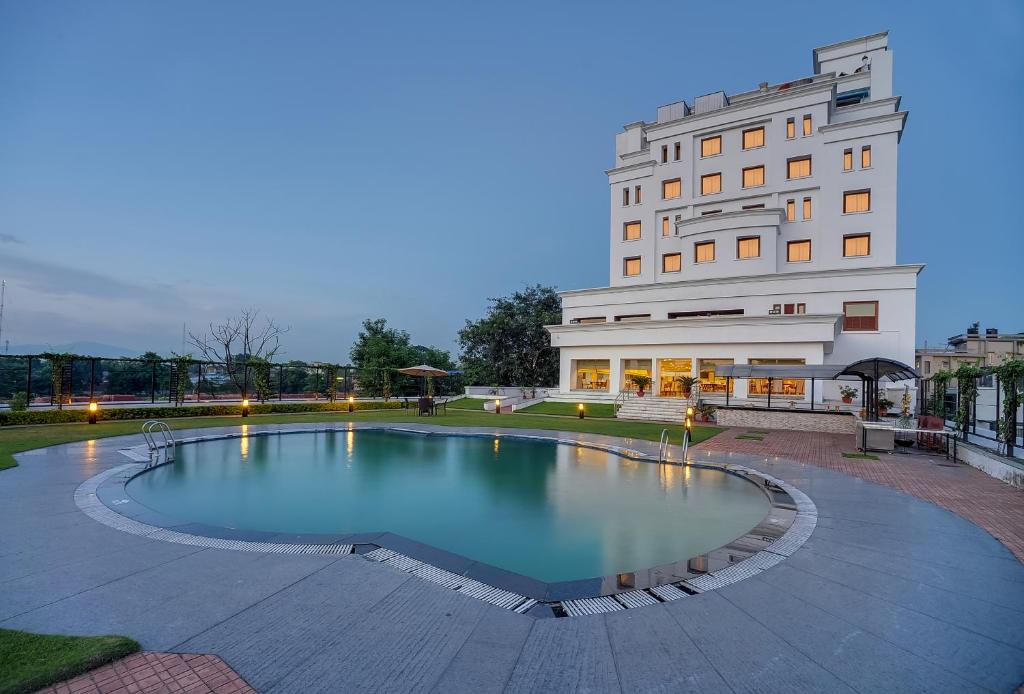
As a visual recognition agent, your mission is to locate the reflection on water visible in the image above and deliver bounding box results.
[127,431,769,583]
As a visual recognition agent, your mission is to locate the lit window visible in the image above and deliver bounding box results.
[861,146,871,168]
[802,114,812,136]
[786,118,795,139]
[701,136,721,157]
[662,178,681,199]
[787,240,811,262]
[661,145,668,163]
[661,216,670,236]
[796,303,806,314]
[742,165,765,188]
[742,127,765,149]
[701,173,722,195]
[737,236,760,259]
[662,253,682,273]
[843,301,878,331]
[695,241,715,263]
[674,142,681,160]
[623,256,642,276]
[786,199,796,221]
[622,188,629,206]
[623,221,641,241]
[787,156,812,179]
[843,149,853,171]
[635,185,642,204]
[843,234,871,257]
[843,190,871,213]
[802,197,812,220]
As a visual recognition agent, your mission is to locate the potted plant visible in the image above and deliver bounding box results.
[877,396,894,417]
[839,385,858,404]
[674,375,697,398]
[629,374,652,397]
[895,386,915,448]
[696,403,717,422]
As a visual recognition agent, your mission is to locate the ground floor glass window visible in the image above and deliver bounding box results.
[657,358,694,397]
[747,358,806,398]
[698,359,734,394]
[621,359,652,392]
[572,360,610,391]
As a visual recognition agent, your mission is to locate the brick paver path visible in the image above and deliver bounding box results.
[696,427,1024,562]
[36,652,254,694]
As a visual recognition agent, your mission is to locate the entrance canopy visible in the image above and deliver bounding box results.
[715,358,919,383]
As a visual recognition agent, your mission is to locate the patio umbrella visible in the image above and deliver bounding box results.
[396,365,449,396]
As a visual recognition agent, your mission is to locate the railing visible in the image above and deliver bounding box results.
[657,429,670,464]
[613,389,635,414]
[141,420,176,464]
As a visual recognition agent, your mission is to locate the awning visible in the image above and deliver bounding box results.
[839,358,919,382]
[714,364,848,380]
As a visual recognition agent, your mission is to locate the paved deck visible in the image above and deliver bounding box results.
[36,652,254,694]
[3,423,1023,693]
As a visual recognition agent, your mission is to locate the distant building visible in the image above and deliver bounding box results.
[547,33,919,405]
[916,325,1024,376]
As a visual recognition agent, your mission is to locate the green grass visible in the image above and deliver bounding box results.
[446,397,489,411]
[0,408,724,471]
[0,628,139,694]
[736,434,765,441]
[842,452,879,460]
[516,401,615,418]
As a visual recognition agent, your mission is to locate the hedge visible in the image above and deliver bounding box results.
[0,400,404,427]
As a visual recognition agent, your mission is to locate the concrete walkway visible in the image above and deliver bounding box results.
[2,423,1023,693]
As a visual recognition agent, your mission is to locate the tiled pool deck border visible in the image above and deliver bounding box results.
[77,424,817,616]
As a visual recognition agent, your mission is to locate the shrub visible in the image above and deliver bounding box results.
[9,392,27,412]
[0,400,403,427]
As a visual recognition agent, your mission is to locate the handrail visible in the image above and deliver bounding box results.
[613,389,635,414]
[141,420,176,463]
[657,429,670,464]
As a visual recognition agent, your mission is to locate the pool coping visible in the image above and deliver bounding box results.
[77,424,817,617]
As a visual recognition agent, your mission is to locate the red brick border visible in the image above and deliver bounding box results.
[696,427,1024,562]
[36,652,255,694]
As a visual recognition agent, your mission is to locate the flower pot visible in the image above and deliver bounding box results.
[637,389,645,397]
[842,396,853,404]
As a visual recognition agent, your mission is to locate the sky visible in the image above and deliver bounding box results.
[0,0,1021,362]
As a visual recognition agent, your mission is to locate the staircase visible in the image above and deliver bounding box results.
[615,396,694,422]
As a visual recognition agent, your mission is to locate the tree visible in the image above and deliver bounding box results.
[350,319,415,398]
[458,284,561,388]
[188,309,289,397]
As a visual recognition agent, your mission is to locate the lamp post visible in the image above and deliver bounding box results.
[348,395,354,413]
[578,403,585,419]
[682,406,694,461]
[88,400,98,425]
[494,399,501,415]
[241,398,250,417]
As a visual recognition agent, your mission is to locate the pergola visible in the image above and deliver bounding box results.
[714,358,920,420]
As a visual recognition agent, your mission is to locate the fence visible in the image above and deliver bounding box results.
[0,354,462,408]
[918,373,1023,458]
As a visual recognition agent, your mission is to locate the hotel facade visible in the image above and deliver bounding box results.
[548,33,921,405]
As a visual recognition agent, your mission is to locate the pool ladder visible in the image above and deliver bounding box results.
[142,420,176,464]
[658,429,670,464]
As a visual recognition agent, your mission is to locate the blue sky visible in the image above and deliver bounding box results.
[0,1,1021,361]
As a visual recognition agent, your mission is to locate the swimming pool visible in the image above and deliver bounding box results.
[125,430,772,583]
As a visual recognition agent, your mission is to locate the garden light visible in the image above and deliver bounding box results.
[495,399,501,415]
[348,395,354,413]
[241,398,250,417]
[578,403,585,419]
[686,406,694,418]
[88,400,98,425]
[685,416,692,430]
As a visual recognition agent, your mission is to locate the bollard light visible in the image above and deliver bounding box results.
[685,416,692,430]
[495,399,501,415]
[88,400,98,425]
[241,398,250,417]
[686,406,694,418]
[578,403,585,419]
[348,395,354,413]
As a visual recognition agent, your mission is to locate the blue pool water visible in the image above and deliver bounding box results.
[126,430,770,582]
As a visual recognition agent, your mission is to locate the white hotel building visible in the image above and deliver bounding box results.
[548,33,921,406]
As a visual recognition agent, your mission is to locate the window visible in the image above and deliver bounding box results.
[615,314,650,322]
[787,240,811,262]
[843,190,871,213]
[634,185,642,204]
[623,221,641,240]
[700,209,722,216]
[802,197,812,220]
[742,203,765,209]
[669,309,744,318]
[701,135,721,157]
[843,233,871,257]
[861,145,871,168]
[662,253,682,273]
[701,172,722,195]
[662,178,681,199]
[786,199,796,221]
[786,118,795,139]
[695,241,715,263]
[657,358,694,397]
[572,316,605,325]
[742,127,765,149]
[699,358,734,394]
[843,301,878,331]
[661,145,668,163]
[787,156,812,179]
[621,358,652,392]
[623,256,641,276]
[661,216,670,236]
[622,188,629,206]
[674,142,681,160]
[843,149,853,171]
[737,236,760,259]
[573,359,610,391]
[802,114,812,136]
[749,358,806,398]
[742,165,765,188]
[796,303,806,314]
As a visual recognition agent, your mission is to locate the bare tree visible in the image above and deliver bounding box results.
[187,309,289,398]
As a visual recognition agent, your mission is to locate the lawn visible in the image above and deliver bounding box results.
[0,628,139,694]
[0,407,724,471]
[446,397,489,411]
[516,401,615,418]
